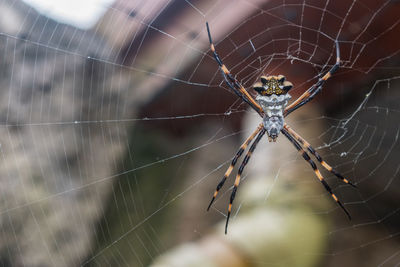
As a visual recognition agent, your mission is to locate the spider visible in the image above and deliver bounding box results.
[205,22,356,234]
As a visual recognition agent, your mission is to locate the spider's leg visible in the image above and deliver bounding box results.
[284,124,356,188]
[206,22,264,116]
[281,128,351,220]
[207,124,263,211]
[284,40,340,117]
[225,128,266,234]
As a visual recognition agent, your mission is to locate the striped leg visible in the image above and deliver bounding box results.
[284,124,356,188]
[206,22,264,116]
[207,124,263,211]
[225,128,266,234]
[284,40,340,117]
[281,128,351,220]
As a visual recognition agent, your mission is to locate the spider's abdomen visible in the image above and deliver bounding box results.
[256,93,291,141]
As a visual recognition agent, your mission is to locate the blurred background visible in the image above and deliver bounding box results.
[0,0,399,266]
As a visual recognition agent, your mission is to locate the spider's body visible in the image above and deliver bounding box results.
[254,75,293,141]
[256,93,291,141]
[205,22,356,234]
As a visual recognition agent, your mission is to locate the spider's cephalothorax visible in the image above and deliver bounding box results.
[253,75,293,142]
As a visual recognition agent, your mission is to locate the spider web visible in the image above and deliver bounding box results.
[0,0,400,266]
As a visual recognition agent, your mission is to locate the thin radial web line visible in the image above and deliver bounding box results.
[0,111,245,127]
[0,32,209,87]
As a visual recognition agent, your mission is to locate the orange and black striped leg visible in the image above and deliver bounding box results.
[206,22,264,116]
[284,40,340,117]
[284,124,356,188]
[207,124,263,211]
[281,128,351,220]
[225,128,266,234]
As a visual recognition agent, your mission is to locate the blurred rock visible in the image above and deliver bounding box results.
[0,1,132,266]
